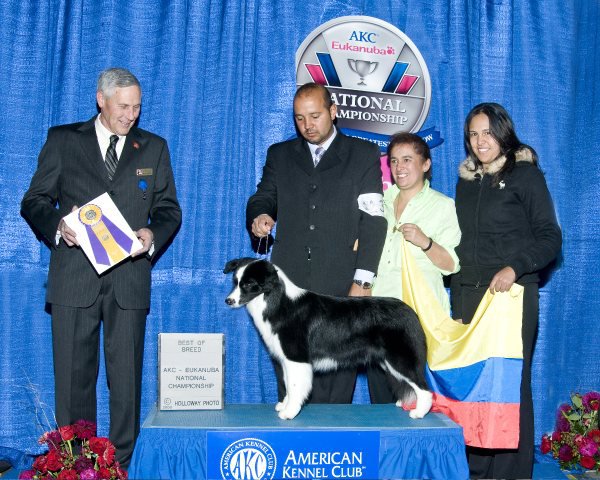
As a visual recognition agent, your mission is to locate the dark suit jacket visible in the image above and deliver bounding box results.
[247,131,386,296]
[21,117,182,309]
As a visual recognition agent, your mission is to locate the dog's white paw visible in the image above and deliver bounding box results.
[409,391,433,419]
[409,408,425,419]
[275,396,289,412]
[395,400,403,408]
[278,404,301,420]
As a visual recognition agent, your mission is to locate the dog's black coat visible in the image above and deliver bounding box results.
[224,257,432,419]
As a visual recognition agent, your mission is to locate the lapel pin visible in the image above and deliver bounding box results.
[138,179,148,200]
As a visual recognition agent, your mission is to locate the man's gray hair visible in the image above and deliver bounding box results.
[97,68,140,98]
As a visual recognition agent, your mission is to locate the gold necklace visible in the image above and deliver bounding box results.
[393,194,403,232]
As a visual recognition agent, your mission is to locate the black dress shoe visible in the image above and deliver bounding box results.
[0,460,11,474]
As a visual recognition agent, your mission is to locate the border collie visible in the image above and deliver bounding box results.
[224,257,432,420]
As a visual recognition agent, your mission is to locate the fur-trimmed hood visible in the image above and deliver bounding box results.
[458,147,535,181]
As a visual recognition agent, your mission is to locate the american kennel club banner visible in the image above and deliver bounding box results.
[207,431,379,480]
[296,16,437,150]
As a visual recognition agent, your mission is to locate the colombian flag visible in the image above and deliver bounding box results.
[400,239,523,449]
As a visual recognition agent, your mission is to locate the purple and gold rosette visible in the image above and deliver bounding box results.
[79,204,134,266]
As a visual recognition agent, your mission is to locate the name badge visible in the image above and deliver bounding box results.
[136,168,153,176]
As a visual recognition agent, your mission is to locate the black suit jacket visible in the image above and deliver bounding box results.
[21,117,181,309]
[247,132,386,296]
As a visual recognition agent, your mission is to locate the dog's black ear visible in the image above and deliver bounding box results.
[263,265,279,291]
[223,257,256,274]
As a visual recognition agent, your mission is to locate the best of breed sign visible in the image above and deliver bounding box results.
[158,333,224,410]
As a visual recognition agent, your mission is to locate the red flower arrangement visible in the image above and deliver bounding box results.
[18,420,127,480]
[541,391,600,472]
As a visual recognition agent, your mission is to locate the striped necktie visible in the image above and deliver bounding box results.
[105,135,119,180]
[314,146,325,167]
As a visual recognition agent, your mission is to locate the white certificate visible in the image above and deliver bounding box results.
[63,192,143,274]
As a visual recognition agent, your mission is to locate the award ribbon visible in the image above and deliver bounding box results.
[79,204,134,266]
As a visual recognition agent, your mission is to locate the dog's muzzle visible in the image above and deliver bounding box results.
[225,297,236,306]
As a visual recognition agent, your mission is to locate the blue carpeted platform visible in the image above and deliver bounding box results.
[129,403,469,479]
[139,402,455,430]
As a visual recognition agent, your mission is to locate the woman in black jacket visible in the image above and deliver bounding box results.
[451,103,562,479]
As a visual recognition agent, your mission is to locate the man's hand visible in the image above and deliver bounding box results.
[58,206,79,246]
[252,214,275,237]
[349,282,372,297]
[489,266,517,294]
[132,227,154,257]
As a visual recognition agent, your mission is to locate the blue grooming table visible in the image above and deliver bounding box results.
[129,403,468,479]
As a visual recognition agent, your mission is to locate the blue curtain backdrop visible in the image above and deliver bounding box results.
[1,0,598,469]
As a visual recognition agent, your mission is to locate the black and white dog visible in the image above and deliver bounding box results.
[224,257,432,420]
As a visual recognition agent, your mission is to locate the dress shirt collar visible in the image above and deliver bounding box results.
[388,178,431,202]
[307,126,337,157]
[95,114,125,159]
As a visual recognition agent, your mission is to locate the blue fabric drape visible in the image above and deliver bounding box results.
[1,0,598,470]
[130,426,469,479]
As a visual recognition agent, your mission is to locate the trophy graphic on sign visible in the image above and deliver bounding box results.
[348,59,378,85]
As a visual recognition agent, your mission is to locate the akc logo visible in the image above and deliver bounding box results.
[349,30,378,43]
[296,16,432,141]
[220,437,277,480]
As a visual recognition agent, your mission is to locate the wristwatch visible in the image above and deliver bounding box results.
[353,279,373,290]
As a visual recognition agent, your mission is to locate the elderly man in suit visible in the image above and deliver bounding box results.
[21,67,181,469]
[247,82,386,404]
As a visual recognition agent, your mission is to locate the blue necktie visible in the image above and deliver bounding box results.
[314,146,325,166]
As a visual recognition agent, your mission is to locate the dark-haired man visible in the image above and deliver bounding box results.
[247,82,386,403]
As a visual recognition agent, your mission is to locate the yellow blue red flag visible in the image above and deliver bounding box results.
[401,239,523,449]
